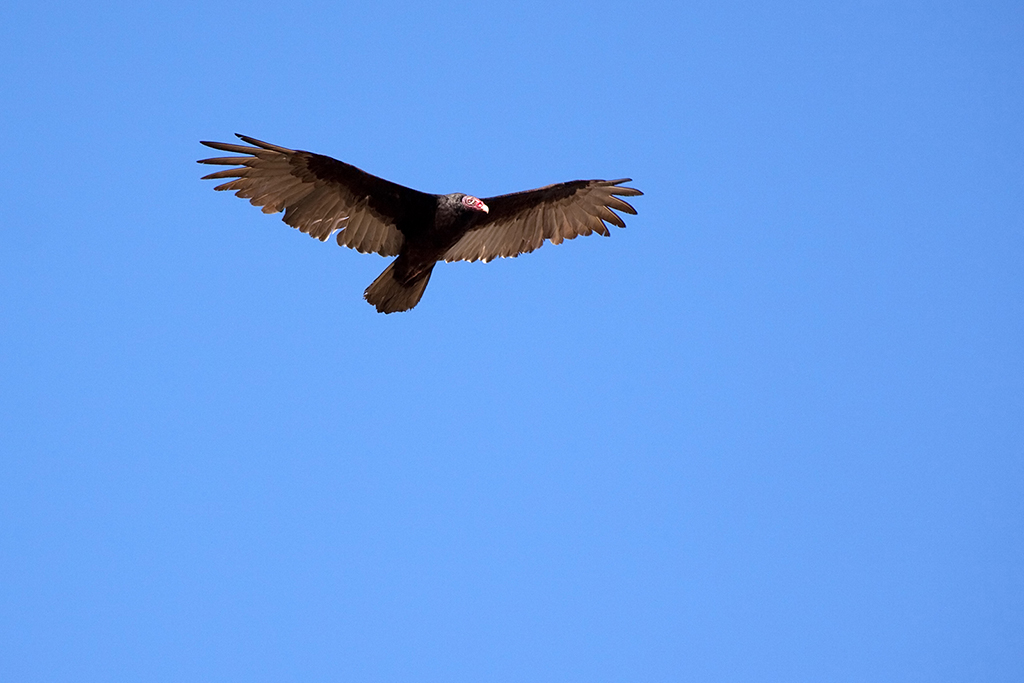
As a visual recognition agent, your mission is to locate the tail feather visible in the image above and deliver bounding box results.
[364,261,434,313]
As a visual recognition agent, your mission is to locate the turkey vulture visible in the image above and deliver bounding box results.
[198,135,642,313]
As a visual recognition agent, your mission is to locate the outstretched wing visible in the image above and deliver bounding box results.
[198,135,436,256]
[443,179,641,263]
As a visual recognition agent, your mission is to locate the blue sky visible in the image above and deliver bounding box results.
[1,1,1022,681]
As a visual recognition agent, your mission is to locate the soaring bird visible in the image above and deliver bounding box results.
[198,135,642,313]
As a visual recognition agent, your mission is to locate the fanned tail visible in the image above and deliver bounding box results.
[364,261,434,314]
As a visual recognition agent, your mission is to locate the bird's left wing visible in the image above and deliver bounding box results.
[443,179,641,263]
[199,135,435,256]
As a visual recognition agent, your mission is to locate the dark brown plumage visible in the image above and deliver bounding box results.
[198,135,642,313]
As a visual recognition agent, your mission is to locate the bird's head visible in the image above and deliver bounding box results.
[460,194,489,214]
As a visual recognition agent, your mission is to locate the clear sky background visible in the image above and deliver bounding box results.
[1,1,1021,681]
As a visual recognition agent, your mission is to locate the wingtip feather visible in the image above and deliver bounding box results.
[235,134,294,154]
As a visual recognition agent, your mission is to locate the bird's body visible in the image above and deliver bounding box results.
[198,135,641,313]
[364,193,491,312]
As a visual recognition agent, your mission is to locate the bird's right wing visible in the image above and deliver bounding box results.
[443,179,641,263]
[199,135,435,256]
